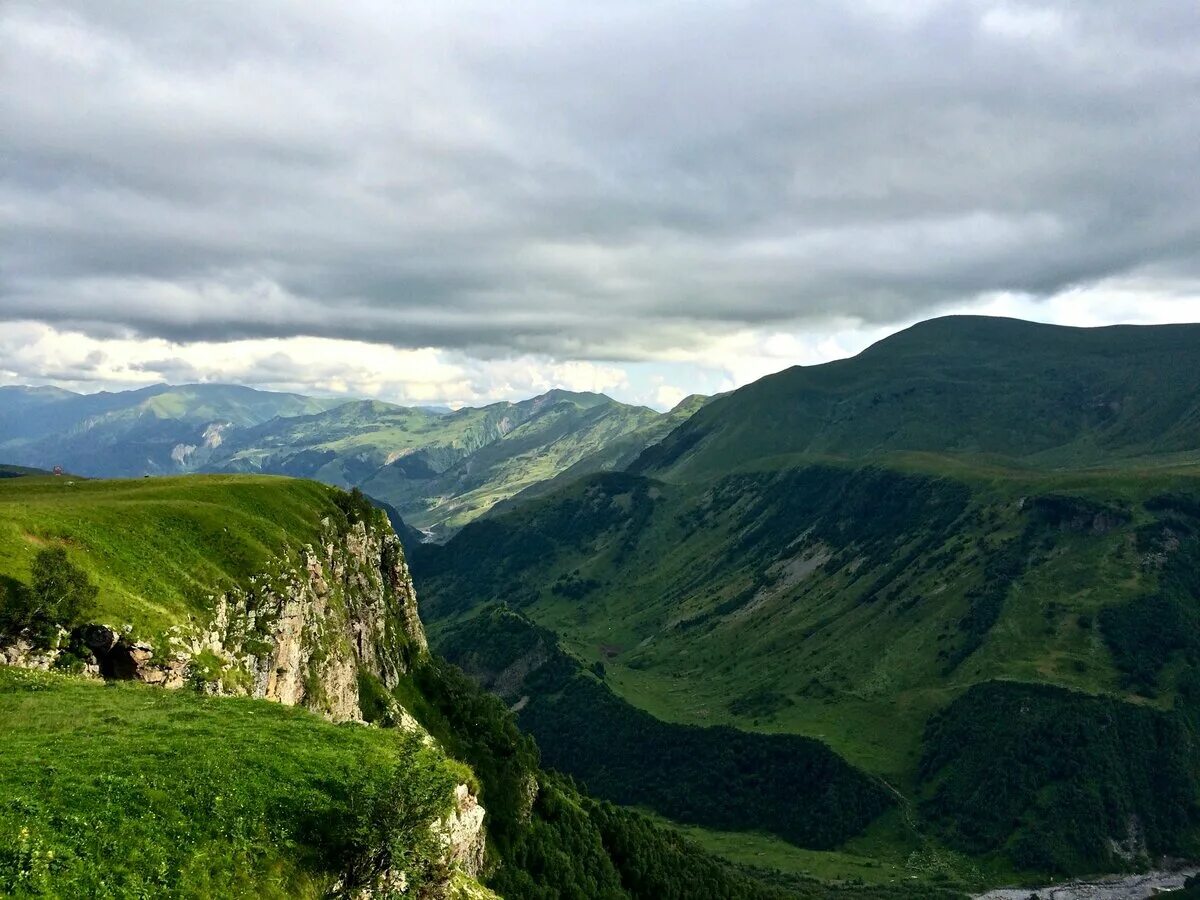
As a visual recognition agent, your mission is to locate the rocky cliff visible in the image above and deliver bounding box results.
[4,516,428,721]
[0,509,488,888]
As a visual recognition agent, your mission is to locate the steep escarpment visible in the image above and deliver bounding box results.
[3,500,428,724]
[0,477,493,896]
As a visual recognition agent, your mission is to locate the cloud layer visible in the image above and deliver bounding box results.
[2,1,1199,404]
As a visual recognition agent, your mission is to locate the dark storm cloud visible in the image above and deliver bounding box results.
[2,0,1199,359]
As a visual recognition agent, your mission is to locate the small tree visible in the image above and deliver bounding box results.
[0,547,97,646]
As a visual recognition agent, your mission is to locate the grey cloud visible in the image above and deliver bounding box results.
[2,0,1199,359]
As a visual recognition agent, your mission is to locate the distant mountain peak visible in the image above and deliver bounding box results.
[527,388,615,410]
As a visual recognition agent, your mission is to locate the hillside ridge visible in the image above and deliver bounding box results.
[632,315,1200,480]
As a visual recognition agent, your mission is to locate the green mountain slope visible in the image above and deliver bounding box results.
[416,457,1200,878]
[0,474,927,899]
[435,605,893,850]
[634,316,1200,480]
[0,474,338,635]
[0,384,343,477]
[485,393,710,518]
[204,388,696,536]
[413,317,1200,879]
[2,385,706,537]
[188,388,700,535]
[0,667,477,899]
[360,392,673,534]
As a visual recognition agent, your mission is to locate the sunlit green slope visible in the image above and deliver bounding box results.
[0,474,338,635]
[0,667,475,899]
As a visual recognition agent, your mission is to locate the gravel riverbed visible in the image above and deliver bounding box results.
[974,868,1198,900]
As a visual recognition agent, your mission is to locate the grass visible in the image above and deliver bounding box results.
[0,666,470,899]
[638,807,1011,893]
[420,457,1200,775]
[634,316,1200,483]
[414,453,1200,880]
[0,475,341,637]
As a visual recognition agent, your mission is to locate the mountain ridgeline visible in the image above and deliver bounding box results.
[6,315,1200,895]
[0,384,705,538]
[633,316,1200,478]
[411,316,1200,882]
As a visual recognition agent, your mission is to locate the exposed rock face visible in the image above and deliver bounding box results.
[1,636,64,672]
[440,784,487,878]
[1,519,430,716]
[56,518,433,722]
[0,512,487,890]
[187,518,431,721]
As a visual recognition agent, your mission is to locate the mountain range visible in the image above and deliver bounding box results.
[0,383,706,538]
[411,315,1200,881]
[4,314,1200,896]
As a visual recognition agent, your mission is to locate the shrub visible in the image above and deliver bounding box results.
[0,547,97,647]
[304,746,456,893]
[333,487,381,532]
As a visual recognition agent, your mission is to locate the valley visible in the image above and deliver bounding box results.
[0,472,927,898]
[408,317,1200,887]
[7,0,1198,893]
[4,316,1200,897]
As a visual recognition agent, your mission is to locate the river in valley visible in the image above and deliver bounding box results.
[974,868,1198,900]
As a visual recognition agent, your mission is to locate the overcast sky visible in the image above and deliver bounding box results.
[3,1,1199,409]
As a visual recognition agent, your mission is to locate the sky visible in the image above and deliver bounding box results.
[2,1,1199,411]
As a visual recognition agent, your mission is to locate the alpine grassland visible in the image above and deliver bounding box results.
[0,474,341,636]
[0,667,469,898]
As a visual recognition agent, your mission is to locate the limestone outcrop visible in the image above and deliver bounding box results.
[4,517,430,722]
[0,512,487,893]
